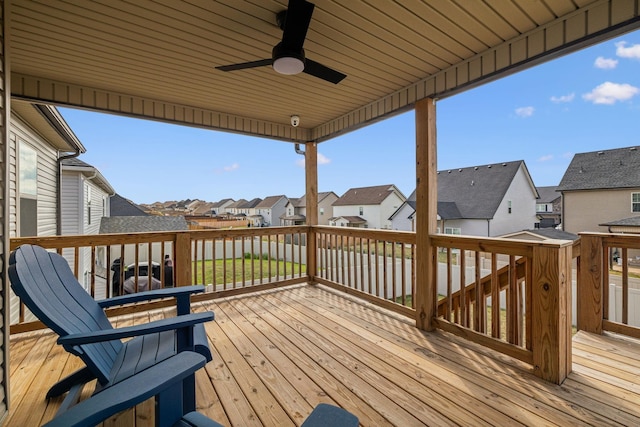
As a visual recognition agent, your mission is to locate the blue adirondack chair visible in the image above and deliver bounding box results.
[9,244,214,413]
[42,351,359,427]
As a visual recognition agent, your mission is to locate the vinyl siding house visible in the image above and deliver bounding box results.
[211,198,235,215]
[331,184,405,229]
[281,191,338,226]
[391,161,538,237]
[9,101,87,324]
[558,146,640,234]
[61,157,115,293]
[254,195,288,226]
[535,186,562,228]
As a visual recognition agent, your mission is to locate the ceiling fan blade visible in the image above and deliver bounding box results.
[281,0,314,52]
[216,59,272,72]
[304,59,346,84]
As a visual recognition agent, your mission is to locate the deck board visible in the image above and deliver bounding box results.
[9,284,640,426]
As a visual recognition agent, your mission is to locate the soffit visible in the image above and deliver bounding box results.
[9,0,640,143]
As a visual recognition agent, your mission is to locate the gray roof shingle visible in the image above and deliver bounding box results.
[99,216,188,234]
[438,160,527,219]
[536,186,560,203]
[557,146,640,191]
[110,194,148,217]
[333,185,402,206]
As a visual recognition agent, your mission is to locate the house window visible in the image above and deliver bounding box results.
[633,193,640,212]
[320,207,324,216]
[19,142,38,236]
[508,200,512,214]
[444,227,461,235]
[359,207,363,215]
[536,204,547,212]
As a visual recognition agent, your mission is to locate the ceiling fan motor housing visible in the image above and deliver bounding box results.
[272,42,305,75]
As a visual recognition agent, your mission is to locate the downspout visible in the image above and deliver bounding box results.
[56,150,81,235]
[487,219,490,237]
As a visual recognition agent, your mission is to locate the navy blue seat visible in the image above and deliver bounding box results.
[9,244,214,412]
[43,351,358,427]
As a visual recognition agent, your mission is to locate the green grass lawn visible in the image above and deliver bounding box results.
[192,257,306,285]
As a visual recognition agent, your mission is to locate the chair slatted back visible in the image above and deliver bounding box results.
[9,244,122,384]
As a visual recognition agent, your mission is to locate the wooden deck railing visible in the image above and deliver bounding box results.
[429,234,573,383]
[311,226,416,318]
[10,226,576,383]
[577,232,640,340]
[9,226,308,332]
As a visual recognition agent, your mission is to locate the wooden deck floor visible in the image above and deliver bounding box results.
[8,284,640,426]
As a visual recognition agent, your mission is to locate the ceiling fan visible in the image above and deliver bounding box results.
[216,0,346,84]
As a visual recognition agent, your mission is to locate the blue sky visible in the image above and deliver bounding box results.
[60,31,640,205]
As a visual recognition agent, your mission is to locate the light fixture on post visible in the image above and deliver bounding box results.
[272,43,305,75]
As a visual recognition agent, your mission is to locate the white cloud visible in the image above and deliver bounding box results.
[538,155,553,162]
[615,41,640,59]
[515,106,534,118]
[594,56,618,69]
[296,152,331,167]
[223,163,239,172]
[582,81,639,105]
[550,93,575,103]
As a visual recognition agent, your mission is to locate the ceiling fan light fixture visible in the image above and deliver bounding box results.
[273,56,304,75]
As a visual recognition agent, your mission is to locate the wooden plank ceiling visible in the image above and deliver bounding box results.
[8,0,640,143]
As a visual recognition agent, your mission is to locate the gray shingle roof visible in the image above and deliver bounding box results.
[524,228,578,240]
[536,186,560,203]
[438,160,527,219]
[557,146,640,191]
[599,216,640,227]
[212,198,234,207]
[99,216,188,234]
[256,195,286,208]
[437,201,463,219]
[110,194,147,217]
[333,184,402,206]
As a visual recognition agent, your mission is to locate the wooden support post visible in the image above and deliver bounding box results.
[577,234,603,334]
[305,142,318,283]
[174,232,192,287]
[532,243,572,384]
[415,98,437,331]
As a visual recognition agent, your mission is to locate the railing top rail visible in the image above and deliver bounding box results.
[10,231,183,250]
[431,233,574,257]
[579,232,640,248]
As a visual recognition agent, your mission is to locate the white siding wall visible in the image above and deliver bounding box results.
[9,115,60,325]
[440,219,489,236]
[390,203,415,231]
[490,166,538,237]
[378,192,405,229]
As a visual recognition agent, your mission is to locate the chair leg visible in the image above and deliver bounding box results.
[182,372,196,413]
[46,367,96,399]
[156,381,186,427]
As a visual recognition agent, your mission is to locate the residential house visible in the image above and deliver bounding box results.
[535,186,561,228]
[281,192,338,226]
[331,184,406,229]
[558,146,640,234]
[226,199,248,217]
[211,198,235,216]
[253,195,288,227]
[391,161,538,237]
[242,197,262,217]
[61,157,115,291]
[501,228,578,242]
[9,101,87,324]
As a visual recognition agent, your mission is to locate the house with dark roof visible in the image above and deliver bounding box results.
[331,184,405,229]
[390,161,538,237]
[281,192,338,226]
[252,195,288,227]
[211,198,235,215]
[99,215,188,234]
[557,146,640,234]
[535,186,561,228]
